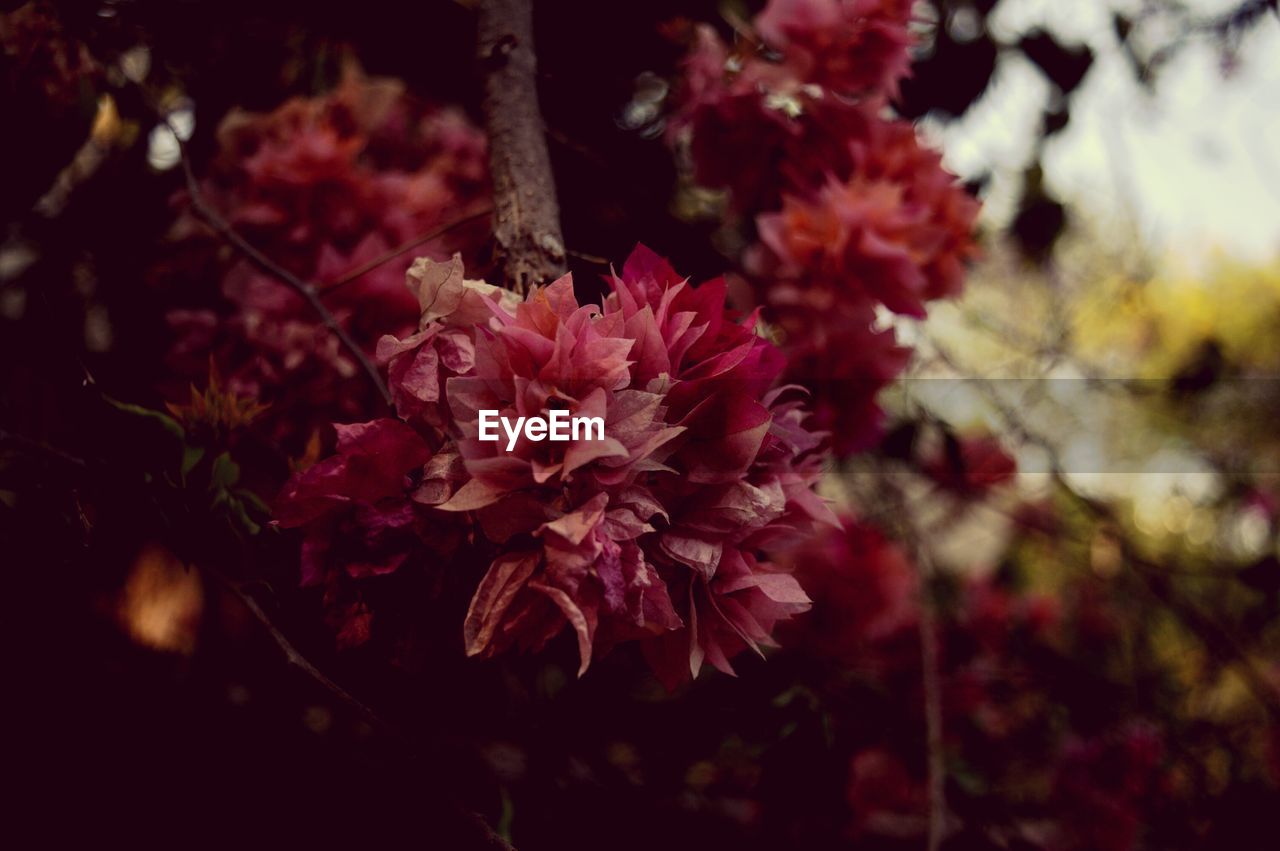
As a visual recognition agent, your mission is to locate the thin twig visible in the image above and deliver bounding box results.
[0,429,87,467]
[316,206,494,296]
[915,543,946,851]
[870,351,948,847]
[564,247,610,266]
[873,469,947,850]
[205,567,517,850]
[209,569,395,735]
[168,125,392,407]
[855,458,947,849]
[721,8,763,48]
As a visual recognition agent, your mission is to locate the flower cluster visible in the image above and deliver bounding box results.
[778,516,918,666]
[755,0,916,99]
[668,0,980,454]
[161,68,489,448]
[277,247,833,686]
[273,418,470,648]
[779,513,1163,846]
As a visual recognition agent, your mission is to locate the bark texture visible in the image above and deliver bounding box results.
[477,0,566,294]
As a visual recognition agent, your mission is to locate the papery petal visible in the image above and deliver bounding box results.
[463,550,540,657]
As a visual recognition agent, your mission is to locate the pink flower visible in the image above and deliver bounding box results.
[776,308,909,455]
[287,246,833,683]
[274,419,431,530]
[924,433,1018,494]
[755,121,980,318]
[1052,723,1165,851]
[756,0,916,98]
[846,747,925,838]
[667,5,979,458]
[670,24,883,211]
[779,516,919,663]
[159,68,490,450]
[375,253,513,431]
[273,419,468,647]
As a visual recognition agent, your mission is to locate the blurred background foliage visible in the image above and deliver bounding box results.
[4,1,1280,849]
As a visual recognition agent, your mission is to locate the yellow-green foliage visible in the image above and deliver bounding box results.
[1075,258,1280,377]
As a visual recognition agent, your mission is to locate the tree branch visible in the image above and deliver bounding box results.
[876,475,948,851]
[915,549,946,851]
[209,571,393,735]
[206,568,516,850]
[0,429,87,468]
[169,125,393,408]
[476,0,566,294]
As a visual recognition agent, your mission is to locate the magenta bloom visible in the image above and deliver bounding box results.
[779,515,919,665]
[273,418,469,647]
[755,0,916,98]
[754,119,981,318]
[280,246,833,686]
[670,22,883,212]
[667,1,980,458]
[160,70,490,448]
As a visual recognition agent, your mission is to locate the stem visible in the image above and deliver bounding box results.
[915,545,946,851]
[316,206,494,296]
[0,429,87,468]
[171,128,393,408]
[207,568,516,850]
[476,0,566,294]
[213,572,394,735]
[870,470,947,850]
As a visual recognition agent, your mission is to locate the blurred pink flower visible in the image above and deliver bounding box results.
[756,0,916,98]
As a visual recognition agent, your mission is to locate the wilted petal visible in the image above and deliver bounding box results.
[463,550,540,657]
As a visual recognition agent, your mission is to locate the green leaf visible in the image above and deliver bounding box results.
[209,452,241,491]
[497,788,515,843]
[105,395,185,442]
[181,445,205,478]
[228,496,262,536]
[104,395,190,474]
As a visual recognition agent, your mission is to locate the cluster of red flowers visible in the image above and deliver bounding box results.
[779,512,1178,848]
[162,69,489,447]
[232,2,978,691]
[669,0,980,454]
[277,247,833,686]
